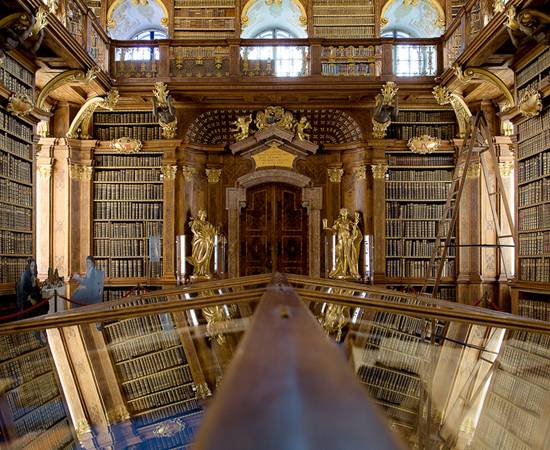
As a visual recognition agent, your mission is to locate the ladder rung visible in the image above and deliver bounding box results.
[488,192,497,196]
[498,235,514,239]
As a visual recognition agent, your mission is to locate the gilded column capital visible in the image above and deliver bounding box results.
[75,418,92,438]
[466,163,480,178]
[38,164,53,179]
[181,165,196,182]
[69,163,93,181]
[371,163,388,179]
[193,381,212,399]
[327,167,344,183]
[205,168,222,184]
[107,406,131,424]
[161,164,178,181]
[499,161,514,176]
[352,164,367,181]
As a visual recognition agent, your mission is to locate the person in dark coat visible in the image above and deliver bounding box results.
[16,257,45,317]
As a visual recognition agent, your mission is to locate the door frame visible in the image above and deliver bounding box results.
[226,168,322,278]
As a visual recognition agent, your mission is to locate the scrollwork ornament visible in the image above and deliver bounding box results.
[327,168,344,183]
[110,137,142,153]
[107,406,130,423]
[407,135,441,154]
[75,419,92,438]
[193,381,212,399]
[499,161,514,176]
[181,165,195,182]
[7,93,33,117]
[203,305,229,344]
[81,166,93,181]
[371,163,388,179]
[519,88,542,117]
[38,164,52,179]
[353,165,367,181]
[372,119,391,139]
[161,165,177,181]
[153,418,185,438]
[205,168,222,184]
[319,304,351,342]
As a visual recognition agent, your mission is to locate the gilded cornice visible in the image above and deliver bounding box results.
[37,68,99,112]
[433,85,472,138]
[66,90,120,139]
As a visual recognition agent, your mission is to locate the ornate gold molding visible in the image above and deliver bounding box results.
[519,88,542,117]
[252,144,297,169]
[75,419,92,438]
[69,164,93,181]
[153,418,185,438]
[161,165,177,181]
[206,168,222,184]
[327,167,344,183]
[499,161,514,176]
[181,165,195,182]
[433,85,472,138]
[407,135,441,154]
[501,119,514,136]
[37,120,49,138]
[353,165,367,181]
[37,67,99,112]
[203,305,229,345]
[319,304,350,342]
[466,163,480,178]
[7,93,33,118]
[153,82,177,139]
[193,381,212,399]
[110,137,142,153]
[231,114,252,141]
[452,64,515,112]
[371,163,388,179]
[38,164,53,179]
[107,406,130,423]
[372,119,391,139]
[67,90,119,139]
[372,81,399,138]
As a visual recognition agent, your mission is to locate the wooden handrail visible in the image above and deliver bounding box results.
[194,273,404,450]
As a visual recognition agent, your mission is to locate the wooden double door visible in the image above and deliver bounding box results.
[240,184,308,276]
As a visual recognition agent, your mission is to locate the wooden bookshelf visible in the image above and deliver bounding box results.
[0,53,34,290]
[516,47,550,101]
[387,109,457,140]
[93,150,164,280]
[312,0,375,39]
[173,0,236,39]
[0,333,75,449]
[102,313,202,434]
[385,148,457,282]
[93,111,161,141]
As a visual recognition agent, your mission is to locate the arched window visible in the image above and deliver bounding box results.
[114,28,166,62]
[381,29,436,77]
[132,30,168,40]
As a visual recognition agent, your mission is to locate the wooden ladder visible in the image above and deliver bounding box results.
[420,111,517,297]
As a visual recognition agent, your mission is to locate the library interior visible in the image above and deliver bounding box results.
[0,0,549,448]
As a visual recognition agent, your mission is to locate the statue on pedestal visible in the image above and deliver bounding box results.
[187,210,217,281]
[323,208,362,280]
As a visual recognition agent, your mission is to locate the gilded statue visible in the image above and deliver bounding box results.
[152,82,177,139]
[187,210,217,281]
[295,116,311,141]
[372,81,399,138]
[231,114,252,141]
[323,208,362,280]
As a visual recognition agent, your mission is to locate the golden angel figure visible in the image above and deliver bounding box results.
[187,210,217,281]
[295,116,311,141]
[231,114,252,141]
[323,208,362,280]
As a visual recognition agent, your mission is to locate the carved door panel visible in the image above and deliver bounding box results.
[240,184,308,276]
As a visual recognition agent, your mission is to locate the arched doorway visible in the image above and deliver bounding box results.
[240,184,308,275]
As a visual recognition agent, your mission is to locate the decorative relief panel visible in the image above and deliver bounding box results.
[170,46,230,78]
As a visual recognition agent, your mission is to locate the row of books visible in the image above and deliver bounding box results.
[0,153,31,183]
[110,330,180,363]
[518,257,550,282]
[386,220,450,237]
[370,326,424,358]
[474,405,535,449]
[386,239,455,257]
[179,7,234,17]
[94,221,162,238]
[385,182,450,199]
[387,155,455,166]
[314,0,374,7]
[173,30,232,39]
[484,391,537,441]
[14,399,65,442]
[6,372,58,421]
[387,125,455,140]
[518,179,546,207]
[386,202,447,219]
[22,419,73,450]
[386,259,455,278]
[0,203,32,230]
[94,239,153,257]
[116,345,187,381]
[95,169,161,182]
[313,26,376,39]
[0,231,32,254]
[134,398,201,429]
[358,365,420,399]
[174,0,234,7]
[94,184,163,201]
[321,63,375,77]
[314,6,374,17]
[321,46,376,59]
[122,365,194,402]
[94,111,155,124]
[518,231,550,255]
[314,16,375,26]
[95,154,162,167]
[388,170,452,181]
[0,347,52,392]
[499,345,550,387]
[0,256,27,283]
[94,126,162,141]
[518,298,550,321]
[95,259,162,278]
[104,315,166,342]
[508,330,550,359]
[0,180,32,208]
[0,133,33,160]
[518,204,550,231]
[366,342,422,374]
[518,129,550,160]
[517,79,541,103]
[373,311,425,335]
[0,70,33,96]
[174,18,235,28]
[0,55,33,86]
[0,333,42,362]
[516,47,550,86]
[128,383,196,414]
[395,110,455,122]
[94,202,163,220]
[0,111,33,142]
[517,107,550,141]
[518,151,550,183]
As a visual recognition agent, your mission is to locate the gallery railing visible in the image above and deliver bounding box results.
[0,274,548,449]
[109,38,442,81]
